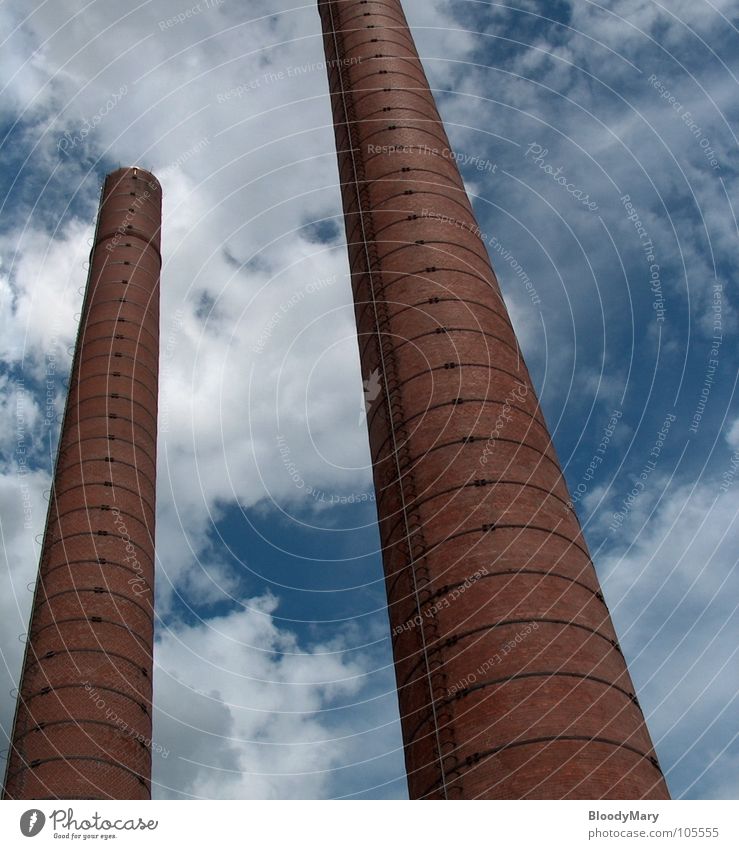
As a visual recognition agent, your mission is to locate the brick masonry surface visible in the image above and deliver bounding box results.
[318,0,670,800]
[3,167,161,800]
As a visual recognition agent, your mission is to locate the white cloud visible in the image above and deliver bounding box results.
[599,478,738,797]
[0,467,49,751]
[152,594,404,799]
[0,218,89,373]
[725,415,739,451]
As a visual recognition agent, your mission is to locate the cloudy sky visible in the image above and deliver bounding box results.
[0,0,737,799]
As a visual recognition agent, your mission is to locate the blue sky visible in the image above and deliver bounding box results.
[0,0,737,799]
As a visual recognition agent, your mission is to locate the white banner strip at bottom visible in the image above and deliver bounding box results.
[1,799,736,847]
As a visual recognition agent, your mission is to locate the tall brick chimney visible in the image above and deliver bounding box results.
[318,0,669,799]
[3,167,162,799]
